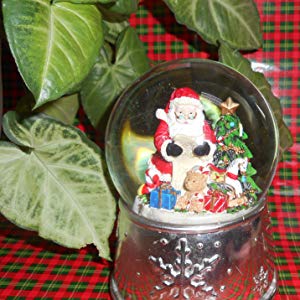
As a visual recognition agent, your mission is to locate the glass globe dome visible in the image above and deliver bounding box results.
[105,59,279,218]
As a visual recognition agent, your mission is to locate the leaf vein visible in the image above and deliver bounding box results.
[55,42,76,73]
[55,4,97,41]
[54,16,87,59]
[33,151,101,249]
[216,0,260,46]
[40,6,55,97]
[35,0,48,8]
[208,1,222,38]
[47,163,100,178]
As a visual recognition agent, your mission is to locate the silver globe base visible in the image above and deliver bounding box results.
[110,201,277,300]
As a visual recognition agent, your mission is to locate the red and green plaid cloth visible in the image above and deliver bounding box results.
[0,0,299,299]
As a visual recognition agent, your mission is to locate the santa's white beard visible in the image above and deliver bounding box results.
[167,111,205,140]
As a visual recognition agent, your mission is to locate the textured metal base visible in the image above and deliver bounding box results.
[110,200,278,300]
[110,271,277,300]
[261,271,277,300]
[110,277,124,300]
[110,199,278,299]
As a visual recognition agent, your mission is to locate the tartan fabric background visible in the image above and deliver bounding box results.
[0,0,299,299]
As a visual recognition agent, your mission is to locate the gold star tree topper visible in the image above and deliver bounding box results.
[220,97,240,115]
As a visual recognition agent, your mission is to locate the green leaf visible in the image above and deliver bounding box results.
[16,93,79,125]
[103,19,130,44]
[100,0,138,16]
[81,27,150,128]
[219,43,293,153]
[163,0,262,50]
[0,111,116,260]
[37,94,80,125]
[3,0,103,107]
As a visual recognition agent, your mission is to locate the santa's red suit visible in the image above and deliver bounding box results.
[140,87,216,195]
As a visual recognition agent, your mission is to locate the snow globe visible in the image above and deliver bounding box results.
[106,59,278,299]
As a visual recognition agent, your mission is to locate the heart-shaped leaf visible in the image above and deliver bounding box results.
[3,0,103,107]
[81,27,150,128]
[0,111,116,260]
[163,0,262,50]
[219,43,293,154]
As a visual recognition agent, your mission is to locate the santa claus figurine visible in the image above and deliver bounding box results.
[139,87,216,195]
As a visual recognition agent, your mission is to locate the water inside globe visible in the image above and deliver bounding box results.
[105,59,279,215]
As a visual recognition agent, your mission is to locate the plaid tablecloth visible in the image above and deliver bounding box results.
[0,0,299,299]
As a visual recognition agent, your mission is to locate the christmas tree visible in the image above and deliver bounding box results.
[213,97,261,207]
[213,113,252,168]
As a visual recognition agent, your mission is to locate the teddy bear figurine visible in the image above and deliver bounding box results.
[175,169,209,213]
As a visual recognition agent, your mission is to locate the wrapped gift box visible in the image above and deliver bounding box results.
[204,190,228,213]
[150,184,180,210]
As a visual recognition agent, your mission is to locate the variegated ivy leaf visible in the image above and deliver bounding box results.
[219,43,293,154]
[81,27,150,128]
[0,111,116,260]
[3,0,103,107]
[163,0,262,50]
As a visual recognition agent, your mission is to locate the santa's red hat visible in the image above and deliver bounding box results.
[165,87,201,112]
